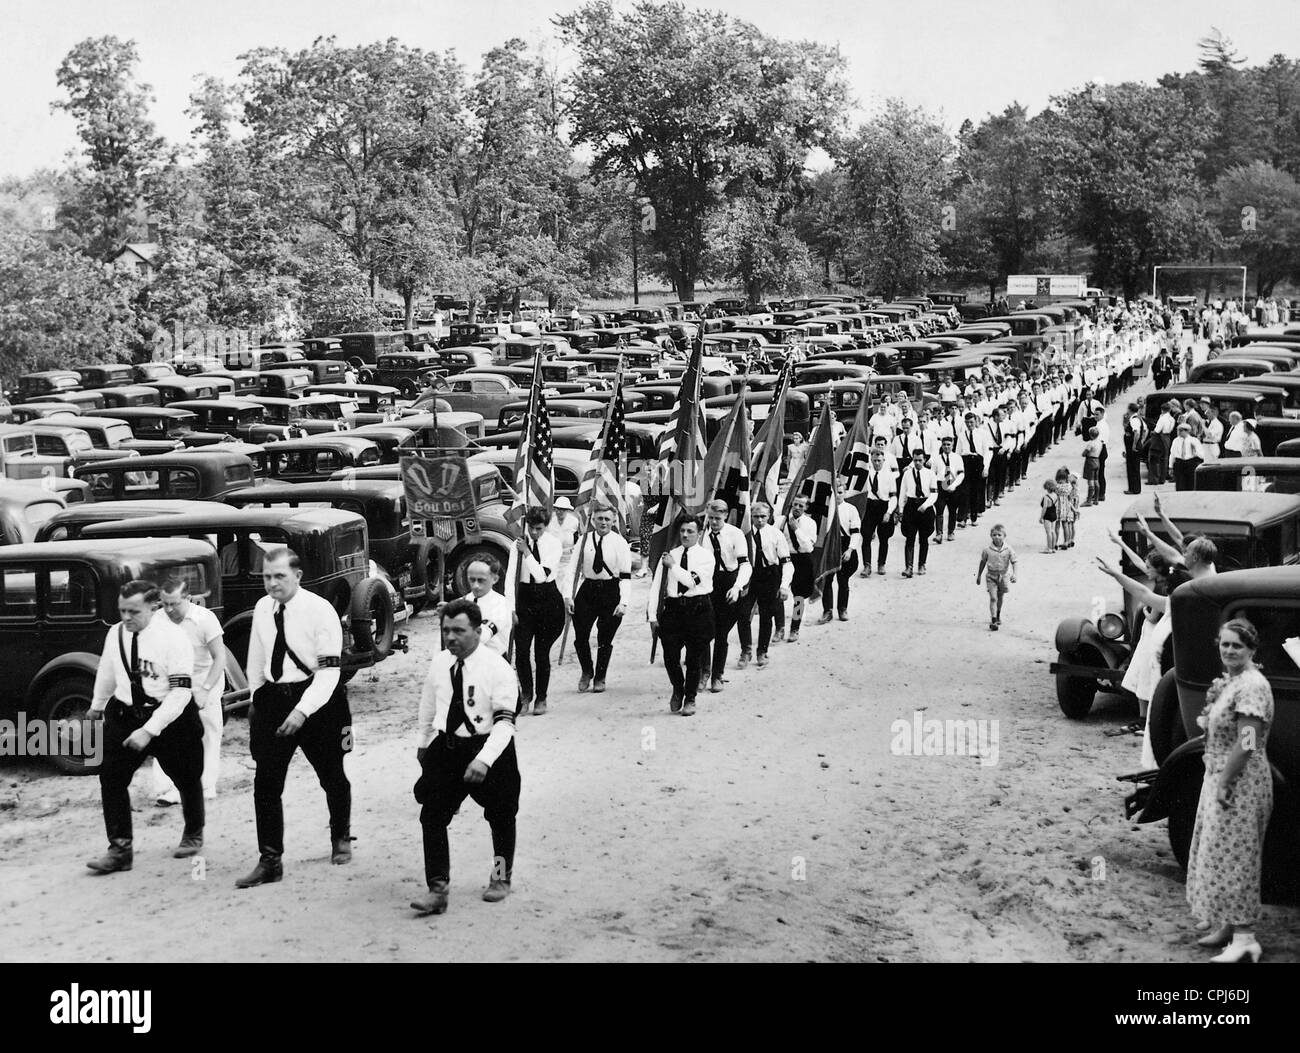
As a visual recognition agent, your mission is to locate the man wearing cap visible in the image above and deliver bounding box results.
[548,497,581,558]
[1169,422,1205,490]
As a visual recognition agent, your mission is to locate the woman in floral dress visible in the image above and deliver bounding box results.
[1186,618,1273,962]
[1053,467,1078,549]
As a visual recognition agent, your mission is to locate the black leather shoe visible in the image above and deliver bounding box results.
[331,837,353,865]
[235,857,283,888]
[591,680,606,693]
[577,674,591,692]
[411,881,449,915]
[669,689,683,713]
[173,835,203,859]
[86,849,133,874]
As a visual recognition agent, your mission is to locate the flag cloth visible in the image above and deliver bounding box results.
[795,400,844,586]
[647,342,707,569]
[701,380,751,524]
[576,356,628,527]
[748,360,792,524]
[506,354,554,521]
[834,384,874,515]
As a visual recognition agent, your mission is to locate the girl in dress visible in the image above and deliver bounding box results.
[1053,467,1078,549]
[1186,618,1273,963]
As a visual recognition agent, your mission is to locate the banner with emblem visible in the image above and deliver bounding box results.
[792,400,844,586]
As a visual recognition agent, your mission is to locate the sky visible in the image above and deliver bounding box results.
[3,0,1300,178]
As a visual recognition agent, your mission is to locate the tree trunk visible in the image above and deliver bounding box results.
[404,291,415,331]
[511,286,522,322]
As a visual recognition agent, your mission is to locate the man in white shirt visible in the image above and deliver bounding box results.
[564,507,631,693]
[701,498,752,690]
[867,399,896,445]
[937,372,961,408]
[897,448,938,577]
[1124,402,1148,494]
[1202,404,1224,463]
[1169,423,1205,490]
[507,507,565,715]
[411,598,521,915]
[460,557,512,655]
[932,435,965,544]
[740,501,792,667]
[777,494,817,642]
[648,517,714,716]
[985,407,1010,506]
[819,483,862,622]
[237,547,352,888]
[87,579,201,874]
[889,416,923,474]
[956,410,989,527]
[153,579,226,804]
[1149,401,1177,484]
[859,445,897,577]
[547,496,581,557]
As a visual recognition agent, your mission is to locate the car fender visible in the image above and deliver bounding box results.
[1053,616,1127,668]
[28,652,101,706]
[1136,738,1205,823]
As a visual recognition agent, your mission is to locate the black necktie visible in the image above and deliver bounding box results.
[447,659,469,735]
[913,467,922,496]
[753,533,767,570]
[592,536,605,575]
[529,539,542,581]
[967,428,975,452]
[271,603,288,682]
[901,436,909,458]
[870,471,880,497]
[130,630,139,678]
[679,549,690,595]
[711,531,724,570]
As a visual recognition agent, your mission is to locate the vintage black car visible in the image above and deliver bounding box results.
[17,371,81,401]
[0,481,69,545]
[1143,384,1284,431]
[0,537,223,773]
[263,435,383,483]
[1123,568,1300,889]
[74,451,258,502]
[97,406,228,447]
[194,369,263,397]
[334,426,410,464]
[1251,416,1300,456]
[133,362,177,384]
[1194,457,1300,494]
[44,390,107,413]
[243,395,354,441]
[1188,357,1278,385]
[146,377,221,403]
[8,403,82,425]
[26,422,134,466]
[304,384,400,426]
[36,499,220,542]
[365,351,448,398]
[99,385,162,409]
[256,369,313,399]
[1050,492,1300,718]
[261,359,347,385]
[78,507,402,679]
[74,364,136,390]
[169,398,267,441]
[225,479,438,610]
[1229,373,1300,416]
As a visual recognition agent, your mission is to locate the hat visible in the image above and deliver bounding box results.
[554,497,574,510]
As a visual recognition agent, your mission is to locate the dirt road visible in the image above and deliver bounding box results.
[3,369,1297,962]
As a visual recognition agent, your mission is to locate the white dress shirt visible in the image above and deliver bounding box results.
[748,524,793,592]
[416,644,517,763]
[862,464,898,516]
[779,512,817,554]
[833,501,862,553]
[564,528,633,606]
[897,464,939,510]
[173,603,224,704]
[1169,435,1205,466]
[246,587,343,718]
[703,522,752,590]
[934,449,965,491]
[92,610,195,737]
[648,543,716,620]
[507,532,564,585]
[868,411,896,442]
[464,588,513,654]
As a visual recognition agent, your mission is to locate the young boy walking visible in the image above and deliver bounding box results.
[975,524,1018,631]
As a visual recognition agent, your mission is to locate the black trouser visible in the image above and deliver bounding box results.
[821,552,859,613]
[935,486,961,536]
[659,594,713,702]
[1172,456,1202,490]
[1153,371,1170,390]
[988,451,1006,504]
[1125,438,1143,492]
[901,499,934,569]
[863,499,894,568]
[250,680,352,859]
[741,565,783,653]
[515,582,564,701]
[100,697,204,848]
[573,578,623,681]
[707,568,741,680]
[961,456,985,522]
[417,735,519,887]
[1096,443,1108,500]
[1054,406,1067,443]
[1148,435,1170,485]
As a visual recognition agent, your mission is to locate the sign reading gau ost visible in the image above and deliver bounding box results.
[400,452,476,522]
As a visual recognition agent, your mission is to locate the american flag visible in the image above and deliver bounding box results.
[507,355,554,521]
[702,377,751,525]
[646,342,707,570]
[576,356,628,527]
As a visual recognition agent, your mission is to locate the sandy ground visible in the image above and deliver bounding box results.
[3,350,1298,963]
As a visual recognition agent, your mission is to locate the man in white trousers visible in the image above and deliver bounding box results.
[153,579,227,803]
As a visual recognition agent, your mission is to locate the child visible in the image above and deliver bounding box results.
[1054,467,1078,550]
[976,524,1018,630]
[1081,427,1103,505]
[1038,480,1058,553]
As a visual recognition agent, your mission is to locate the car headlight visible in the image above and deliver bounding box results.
[1097,612,1127,641]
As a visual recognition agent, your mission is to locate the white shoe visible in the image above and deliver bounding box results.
[1210,937,1262,963]
[155,790,181,807]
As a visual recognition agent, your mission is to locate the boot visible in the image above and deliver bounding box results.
[235,854,283,888]
[411,880,449,915]
[331,836,354,865]
[669,689,683,714]
[532,697,548,715]
[86,838,133,874]
[736,650,751,670]
[482,878,512,903]
[593,646,613,692]
[173,834,203,859]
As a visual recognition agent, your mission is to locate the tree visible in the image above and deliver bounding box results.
[51,36,165,259]
[556,1,846,300]
[707,199,816,303]
[1038,83,1213,299]
[841,99,952,299]
[0,228,140,381]
[1214,161,1300,295]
